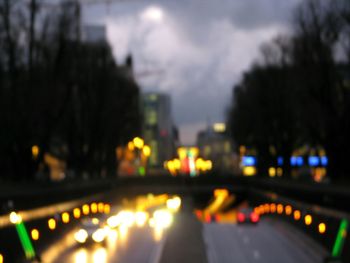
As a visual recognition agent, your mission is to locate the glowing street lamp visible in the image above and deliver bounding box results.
[133,137,144,149]
[142,145,151,157]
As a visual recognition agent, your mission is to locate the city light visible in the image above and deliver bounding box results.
[74,229,88,244]
[304,215,312,225]
[104,204,111,214]
[142,145,151,157]
[133,137,144,149]
[277,204,284,214]
[62,212,70,224]
[91,203,98,213]
[31,229,39,241]
[73,208,81,219]
[242,156,257,166]
[319,223,326,234]
[153,210,173,229]
[0,253,3,263]
[9,212,22,224]
[31,145,39,159]
[269,167,276,177]
[127,141,134,151]
[98,203,104,213]
[285,205,292,215]
[82,204,90,215]
[243,166,256,176]
[270,204,276,213]
[294,210,301,220]
[48,218,56,230]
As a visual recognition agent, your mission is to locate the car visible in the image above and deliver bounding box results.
[237,207,260,224]
[74,217,107,244]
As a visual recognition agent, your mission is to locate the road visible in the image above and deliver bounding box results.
[203,219,328,263]
[41,225,166,263]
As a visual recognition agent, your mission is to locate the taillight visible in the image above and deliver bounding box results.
[237,212,245,222]
[250,212,259,223]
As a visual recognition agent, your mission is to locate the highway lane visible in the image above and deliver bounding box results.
[41,225,166,263]
[203,219,328,263]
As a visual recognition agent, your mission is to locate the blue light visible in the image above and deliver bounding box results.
[308,156,320,166]
[242,156,257,166]
[291,156,303,166]
[277,157,283,166]
[320,156,328,166]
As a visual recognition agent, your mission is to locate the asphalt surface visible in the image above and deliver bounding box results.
[41,226,166,263]
[203,219,328,263]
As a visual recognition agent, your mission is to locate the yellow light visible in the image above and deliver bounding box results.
[189,147,199,158]
[214,189,229,198]
[31,229,39,241]
[9,212,22,224]
[62,212,70,224]
[135,211,148,227]
[277,168,283,177]
[73,208,81,219]
[213,123,226,132]
[305,215,312,225]
[75,249,87,262]
[153,210,173,229]
[173,159,181,170]
[166,196,181,212]
[133,137,144,149]
[92,218,99,225]
[268,167,276,177]
[277,204,284,214]
[243,166,256,176]
[205,160,213,170]
[104,204,111,214]
[142,145,151,157]
[0,253,3,263]
[74,229,88,243]
[177,147,187,160]
[98,203,104,213]
[82,204,90,215]
[32,145,39,159]
[285,205,292,215]
[48,218,56,230]
[92,229,106,243]
[127,141,134,151]
[294,210,301,220]
[91,203,98,214]
[195,158,204,170]
[318,223,326,234]
[270,204,276,213]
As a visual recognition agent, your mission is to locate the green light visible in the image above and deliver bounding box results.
[138,166,145,176]
[15,222,36,259]
[332,219,348,258]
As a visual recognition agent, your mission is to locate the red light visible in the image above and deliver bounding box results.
[237,212,245,223]
[205,213,211,223]
[250,212,259,223]
[215,214,221,222]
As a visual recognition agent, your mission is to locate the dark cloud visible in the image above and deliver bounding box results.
[83,0,301,144]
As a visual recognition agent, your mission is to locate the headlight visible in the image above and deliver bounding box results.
[135,211,148,227]
[74,229,88,243]
[153,210,173,229]
[92,229,106,243]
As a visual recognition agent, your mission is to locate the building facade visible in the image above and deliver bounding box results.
[142,93,176,171]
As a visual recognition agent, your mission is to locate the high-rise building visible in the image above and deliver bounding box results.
[142,92,176,171]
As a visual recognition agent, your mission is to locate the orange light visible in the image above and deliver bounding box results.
[264,204,270,213]
[98,203,104,213]
[31,229,39,241]
[277,204,283,214]
[104,204,111,214]
[318,223,326,234]
[294,210,301,220]
[285,205,292,215]
[82,204,90,215]
[214,189,229,198]
[254,207,260,215]
[62,212,70,223]
[73,208,81,219]
[91,203,98,213]
[304,215,312,225]
[270,203,276,213]
[48,218,56,230]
